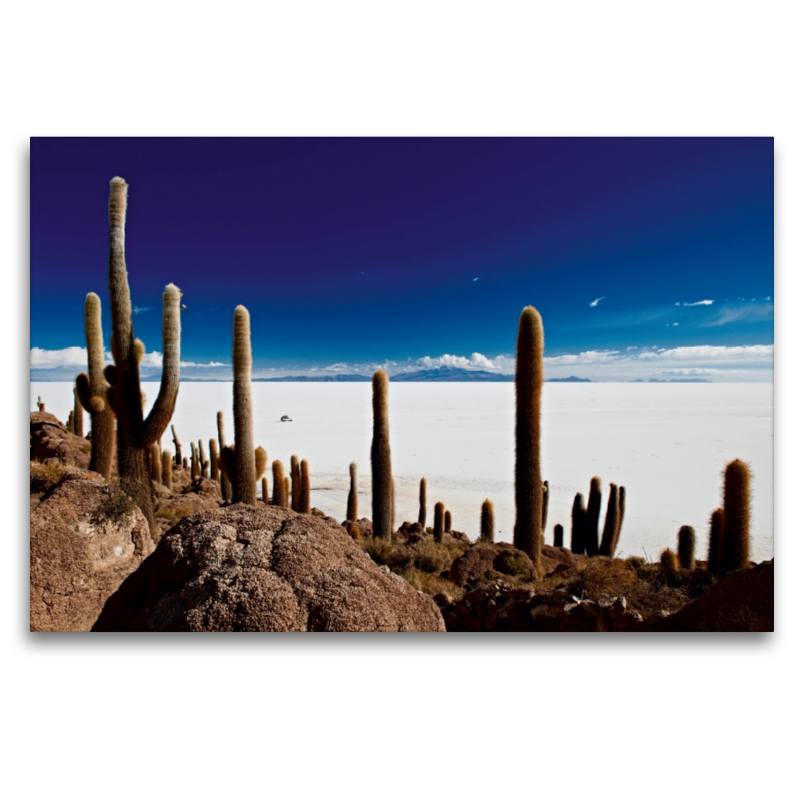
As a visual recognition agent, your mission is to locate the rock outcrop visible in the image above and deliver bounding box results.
[30,411,91,469]
[93,505,446,632]
[30,474,153,632]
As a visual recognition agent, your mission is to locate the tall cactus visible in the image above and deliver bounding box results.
[190,442,200,479]
[571,492,587,555]
[75,292,114,479]
[347,462,358,522]
[707,508,725,577]
[161,449,173,490]
[217,411,232,501]
[291,455,301,511]
[300,459,310,513]
[433,501,445,544]
[599,483,619,557]
[371,369,393,539]
[480,499,494,543]
[209,439,219,482]
[513,306,544,574]
[418,477,427,527]
[585,477,602,556]
[678,525,696,570]
[232,305,256,505]
[199,439,209,479]
[720,459,751,577]
[105,177,181,531]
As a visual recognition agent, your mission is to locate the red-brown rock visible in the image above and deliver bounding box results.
[30,412,91,469]
[449,543,535,586]
[30,473,154,632]
[93,505,446,632]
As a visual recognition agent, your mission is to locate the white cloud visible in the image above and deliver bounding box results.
[706,304,773,327]
[589,297,605,307]
[132,306,150,315]
[417,352,495,370]
[30,347,88,368]
[179,360,228,368]
[680,299,714,306]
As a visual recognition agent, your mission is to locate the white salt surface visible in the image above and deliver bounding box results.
[31,382,773,562]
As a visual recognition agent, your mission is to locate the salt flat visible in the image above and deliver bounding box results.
[31,381,774,562]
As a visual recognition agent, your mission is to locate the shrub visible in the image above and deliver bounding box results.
[95,483,138,522]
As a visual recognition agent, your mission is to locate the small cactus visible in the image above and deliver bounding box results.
[209,439,219,482]
[161,449,173,490]
[553,523,564,548]
[347,462,358,522]
[585,477,602,556]
[678,525,696,570]
[707,508,725,577]
[255,447,267,482]
[284,476,291,507]
[300,459,310,513]
[570,492,586,555]
[150,442,162,485]
[37,396,45,412]
[272,460,287,508]
[480,499,495,543]
[418,477,427,527]
[217,411,232,501]
[433,501,445,544]
[720,459,751,577]
[191,442,200,480]
[199,440,209,479]
[444,510,452,533]
[541,480,549,533]
[262,477,269,504]
[660,548,679,583]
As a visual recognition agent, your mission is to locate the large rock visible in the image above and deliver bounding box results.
[30,411,91,469]
[93,505,446,632]
[30,473,154,632]
[449,543,535,586]
[656,560,774,632]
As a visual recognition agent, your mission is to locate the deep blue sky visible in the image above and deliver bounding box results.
[30,137,773,377]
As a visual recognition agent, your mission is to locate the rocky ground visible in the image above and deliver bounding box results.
[30,412,774,632]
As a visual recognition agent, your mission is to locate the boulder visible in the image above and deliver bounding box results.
[30,473,153,632]
[30,412,91,469]
[449,543,535,586]
[93,505,446,632]
[656,560,774,632]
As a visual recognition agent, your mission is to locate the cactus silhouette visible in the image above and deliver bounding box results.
[371,369,393,539]
[720,459,751,576]
[262,477,269,504]
[75,292,114,479]
[514,306,544,573]
[585,477,602,556]
[291,455,301,511]
[541,480,550,533]
[347,462,358,522]
[571,492,587,555]
[232,305,256,505]
[433,501,445,544]
[707,508,725,577]
[553,524,564,548]
[599,483,619,557]
[480,499,495,543]
[72,386,84,438]
[216,411,232,501]
[300,459,311,513]
[444,510,452,532]
[199,439,209,479]
[272,460,287,508]
[105,177,181,531]
[678,525,696,570]
[161,449,173,490]
[171,424,182,466]
[611,485,626,558]
[209,439,219,482]
[418,477,427,527]
[182,456,188,470]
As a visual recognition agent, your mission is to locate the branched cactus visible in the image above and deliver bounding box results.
[599,483,619,557]
[514,306,544,574]
[76,292,115,479]
[480,499,495,543]
[720,459,751,577]
[553,524,564,548]
[291,455,301,512]
[585,477,602,556]
[232,305,256,505]
[105,177,181,531]
[707,508,724,577]
[418,477,427,527]
[433,501,445,544]
[571,492,587,555]
[217,411,232,501]
[347,462,358,522]
[371,369,393,539]
[678,525,696,570]
[300,459,311,513]
[161,449,173,491]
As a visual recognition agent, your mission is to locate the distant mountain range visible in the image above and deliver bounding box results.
[630,378,711,383]
[256,366,516,382]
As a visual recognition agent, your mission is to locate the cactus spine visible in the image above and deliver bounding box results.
[678,525,696,570]
[513,306,544,574]
[106,177,181,531]
[599,483,619,557]
[433,501,445,544]
[585,477,602,556]
[720,459,751,577]
[571,492,587,555]
[480,499,494,543]
[707,508,724,577]
[232,305,256,505]
[418,477,427,527]
[300,459,310,513]
[72,386,84,437]
[209,439,219,482]
[347,462,358,522]
[216,411,232,501]
[553,523,564,548]
[291,455,301,511]
[162,449,173,490]
[75,292,114,479]
[371,369,393,539]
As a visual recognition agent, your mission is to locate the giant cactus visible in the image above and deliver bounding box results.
[75,292,115,479]
[513,306,544,574]
[371,369,393,539]
[231,305,257,504]
[104,177,181,531]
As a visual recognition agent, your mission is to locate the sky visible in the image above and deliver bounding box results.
[30,137,774,381]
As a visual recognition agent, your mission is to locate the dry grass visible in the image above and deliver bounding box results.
[396,568,464,599]
[95,483,138,522]
[30,460,80,494]
[155,506,194,522]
